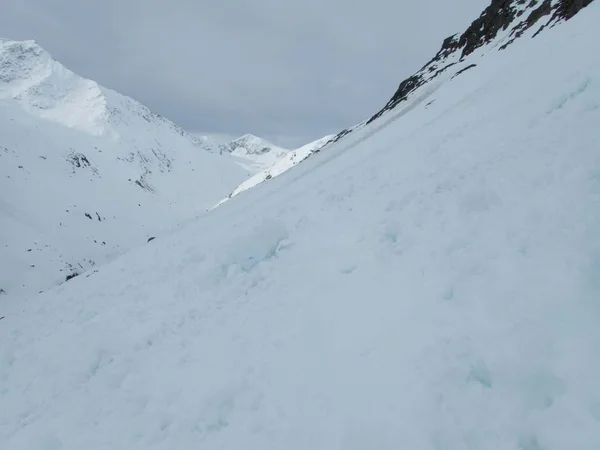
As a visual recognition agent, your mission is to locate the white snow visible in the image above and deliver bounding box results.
[215,134,335,207]
[0,39,247,299]
[2,2,600,450]
[220,133,290,174]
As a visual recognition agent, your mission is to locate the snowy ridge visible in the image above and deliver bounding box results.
[0,39,109,136]
[219,134,289,174]
[215,134,335,207]
[0,39,246,298]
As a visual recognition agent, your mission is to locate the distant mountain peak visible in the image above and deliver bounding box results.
[221,134,288,156]
[0,38,244,298]
[363,0,595,125]
[214,133,335,207]
[237,133,262,141]
[0,38,110,136]
[0,38,217,149]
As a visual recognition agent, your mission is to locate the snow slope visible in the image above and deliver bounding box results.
[328,0,597,146]
[220,133,289,174]
[0,39,246,298]
[2,1,600,449]
[215,134,335,207]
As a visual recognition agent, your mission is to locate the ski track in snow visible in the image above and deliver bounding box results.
[2,3,600,450]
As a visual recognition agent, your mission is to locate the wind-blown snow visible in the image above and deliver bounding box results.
[2,2,600,449]
[0,39,246,298]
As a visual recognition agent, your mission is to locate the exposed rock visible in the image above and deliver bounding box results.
[365,0,596,125]
[452,64,478,79]
[65,272,79,282]
[554,0,595,20]
[459,0,526,58]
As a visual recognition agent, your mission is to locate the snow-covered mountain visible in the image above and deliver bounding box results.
[215,134,335,207]
[329,0,597,146]
[219,133,289,174]
[0,38,247,298]
[2,1,600,449]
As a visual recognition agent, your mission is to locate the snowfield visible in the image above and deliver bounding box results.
[1,1,600,450]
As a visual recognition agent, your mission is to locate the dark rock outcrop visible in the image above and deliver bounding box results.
[65,272,79,282]
[554,0,595,20]
[365,0,595,125]
[452,64,478,79]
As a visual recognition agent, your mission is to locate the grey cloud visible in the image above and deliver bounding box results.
[2,0,489,147]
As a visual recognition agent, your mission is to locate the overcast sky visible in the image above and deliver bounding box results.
[2,0,488,147]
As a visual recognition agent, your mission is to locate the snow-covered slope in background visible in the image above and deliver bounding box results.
[219,133,289,173]
[1,1,599,448]
[215,134,335,206]
[0,38,246,298]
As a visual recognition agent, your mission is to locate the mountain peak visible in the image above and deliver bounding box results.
[221,134,287,155]
[0,38,111,135]
[0,38,244,297]
[236,133,262,141]
[224,134,285,154]
[0,38,214,146]
[0,38,56,87]
[214,133,336,207]
[220,133,290,174]
[327,0,596,130]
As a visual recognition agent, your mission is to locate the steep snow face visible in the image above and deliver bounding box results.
[220,134,289,173]
[215,134,335,207]
[329,0,597,145]
[0,39,247,298]
[1,1,599,448]
[0,39,109,136]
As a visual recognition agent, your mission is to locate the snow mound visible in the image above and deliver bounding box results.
[0,39,109,135]
[329,0,597,145]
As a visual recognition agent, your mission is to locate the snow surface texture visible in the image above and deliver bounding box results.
[219,134,290,174]
[0,39,247,298]
[2,1,600,449]
[215,134,335,207]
